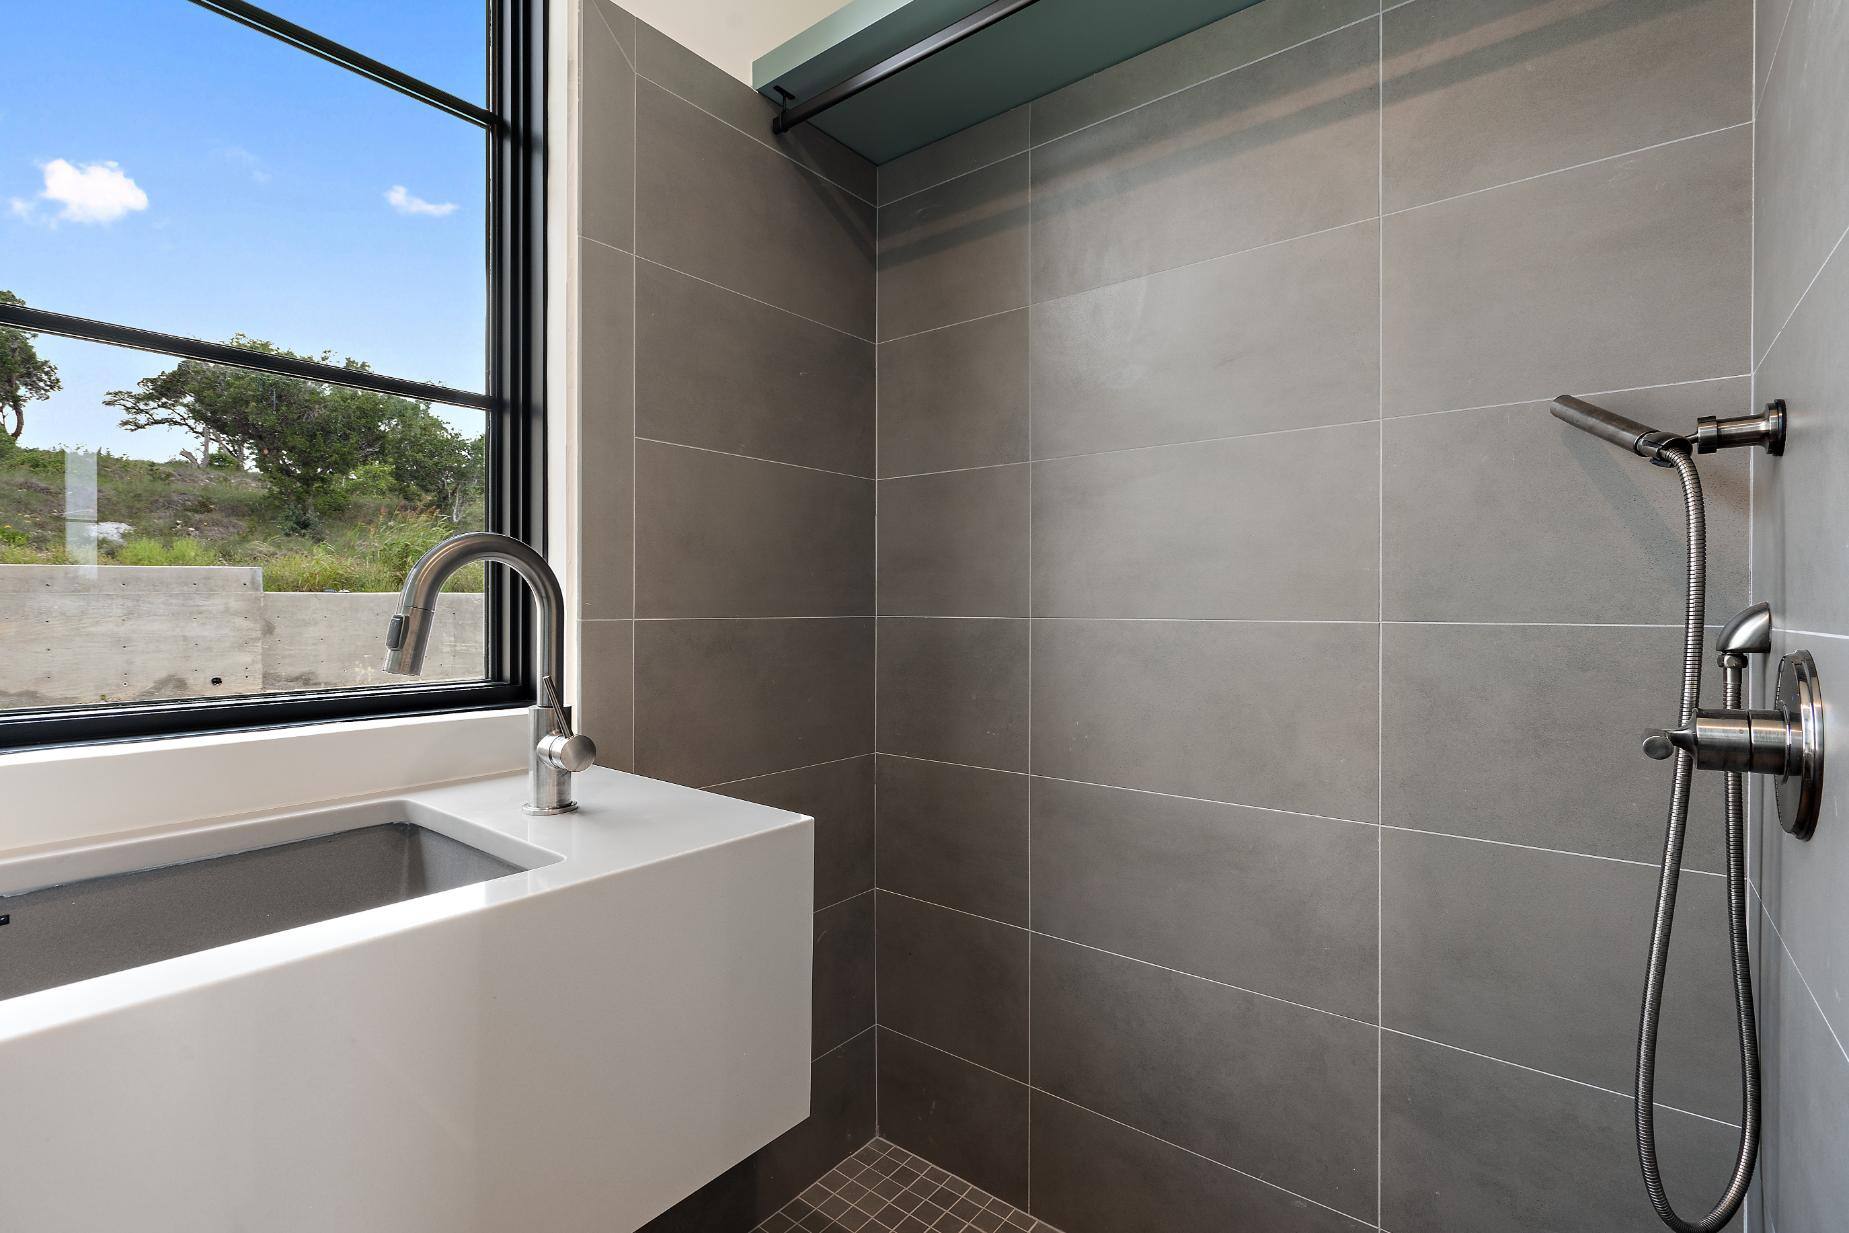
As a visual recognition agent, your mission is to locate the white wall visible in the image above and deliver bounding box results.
[620,0,845,84]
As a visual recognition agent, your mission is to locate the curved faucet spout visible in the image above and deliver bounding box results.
[383,531,588,813]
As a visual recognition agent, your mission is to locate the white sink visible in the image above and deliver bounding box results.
[0,768,814,1233]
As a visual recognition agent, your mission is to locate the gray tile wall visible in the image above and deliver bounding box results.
[870,1,1759,1229]
[572,5,878,1228]
[1752,0,1849,1225]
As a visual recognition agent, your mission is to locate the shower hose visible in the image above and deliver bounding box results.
[1638,448,1758,1232]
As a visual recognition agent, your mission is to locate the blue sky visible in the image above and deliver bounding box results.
[2,0,488,458]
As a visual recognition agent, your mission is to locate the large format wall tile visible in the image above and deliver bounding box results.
[713,755,875,910]
[877,310,1028,478]
[1029,20,1378,302]
[878,106,1029,205]
[1028,221,1378,459]
[1760,940,1849,1233]
[579,619,634,773]
[635,261,874,477]
[1382,125,1749,416]
[1030,0,1378,145]
[877,618,1029,771]
[1754,0,1849,357]
[877,156,1028,341]
[1382,382,1750,625]
[1031,423,1378,621]
[1380,1033,1743,1233]
[1031,936,1378,1219]
[632,20,874,201]
[635,618,873,787]
[1754,239,1849,640]
[877,1029,1029,1207]
[1382,622,1727,870]
[1028,1093,1365,1233]
[812,892,874,1057]
[876,755,1028,925]
[1382,0,1750,211]
[878,466,1029,617]
[876,892,1029,1078]
[579,241,636,621]
[1031,619,1379,820]
[1754,633,1849,1051]
[636,81,875,338]
[1030,777,1377,1020]
[1758,0,1796,98]
[635,441,872,619]
[1380,828,1738,1121]
[581,0,635,253]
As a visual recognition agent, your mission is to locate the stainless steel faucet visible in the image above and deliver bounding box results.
[382,531,596,814]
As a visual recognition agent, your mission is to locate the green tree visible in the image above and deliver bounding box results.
[378,404,483,523]
[0,290,62,442]
[105,337,410,531]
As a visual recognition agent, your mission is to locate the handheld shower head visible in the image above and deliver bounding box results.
[1549,395,1690,465]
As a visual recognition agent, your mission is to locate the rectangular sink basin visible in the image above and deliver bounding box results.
[0,822,524,1002]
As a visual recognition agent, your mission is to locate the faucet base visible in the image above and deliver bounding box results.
[522,801,580,816]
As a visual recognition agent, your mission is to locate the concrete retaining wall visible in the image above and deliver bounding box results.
[0,566,484,709]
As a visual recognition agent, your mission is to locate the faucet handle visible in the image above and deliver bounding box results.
[538,730,598,773]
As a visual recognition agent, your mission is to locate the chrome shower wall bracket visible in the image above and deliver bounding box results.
[1643,646,1825,840]
[1696,399,1786,456]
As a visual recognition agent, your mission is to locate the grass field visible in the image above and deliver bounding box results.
[0,440,484,593]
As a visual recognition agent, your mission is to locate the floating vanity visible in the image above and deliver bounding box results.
[0,768,813,1233]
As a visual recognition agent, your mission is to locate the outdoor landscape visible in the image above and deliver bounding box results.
[0,290,486,594]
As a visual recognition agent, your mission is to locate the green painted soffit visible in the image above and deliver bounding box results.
[753,0,1271,165]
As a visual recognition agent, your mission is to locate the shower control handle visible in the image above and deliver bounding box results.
[1639,649,1825,839]
[1642,709,1797,775]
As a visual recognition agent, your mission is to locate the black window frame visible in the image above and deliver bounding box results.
[0,0,546,751]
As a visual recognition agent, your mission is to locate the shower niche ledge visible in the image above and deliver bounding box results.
[755,0,1269,162]
[0,769,814,1233]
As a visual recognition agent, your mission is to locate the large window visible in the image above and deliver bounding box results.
[0,0,544,748]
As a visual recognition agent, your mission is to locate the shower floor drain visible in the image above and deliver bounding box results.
[753,1138,1063,1233]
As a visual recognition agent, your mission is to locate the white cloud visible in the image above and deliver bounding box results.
[29,159,150,224]
[385,185,458,217]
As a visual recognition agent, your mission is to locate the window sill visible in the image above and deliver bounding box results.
[0,708,529,857]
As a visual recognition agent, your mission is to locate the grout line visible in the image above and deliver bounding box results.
[1029,1087,1378,1230]
[1386,373,1755,423]
[872,159,882,1143]
[587,0,634,74]
[1756,0,1798,110]
[814,886,875,916]
[1379,822,1728,879]
[882,458,1034,483]
[1379,1027,1742,1130]
[879,304,1026,346]
[886,1027,1381,1229]
[1758,216,1849,366]
[1024,129,1036,1215]
[633,615,873,621]
[702,752,868,790]
[629,36,639,773]
[813,1022,876,1064]
[1381,122,1753,220]
[630,250,875,344]
[1375,14,1387,1223]
[1756,892,1849,1069]
[1777,626,1849,642]
[879,887,1379,1029]
[632,73,876,208]
[634,434,872,480]
[1026,10,1387,160]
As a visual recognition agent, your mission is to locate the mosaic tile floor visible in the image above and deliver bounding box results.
[752,1139,1063,1233]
